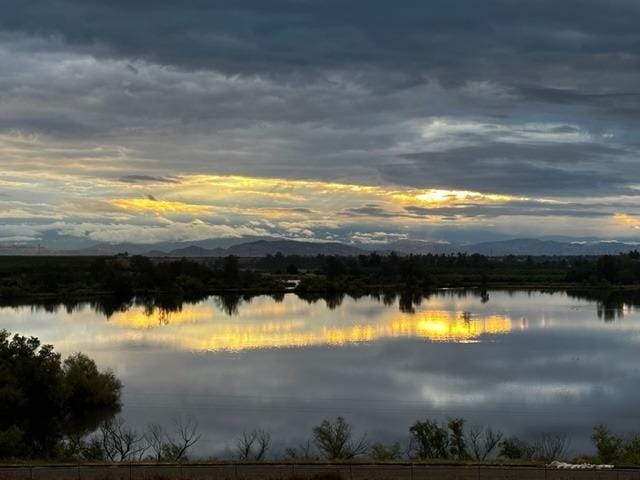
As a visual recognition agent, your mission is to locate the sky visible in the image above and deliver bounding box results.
[1,0,640,246]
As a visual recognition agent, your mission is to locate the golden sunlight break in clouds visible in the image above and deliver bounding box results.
[105,173,525,221]
[111,197,214,215]
[614,213,640,229]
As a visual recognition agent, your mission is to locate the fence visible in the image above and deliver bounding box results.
[1,464,639,480]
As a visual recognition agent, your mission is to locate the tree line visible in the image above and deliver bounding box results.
[40,414,640,466]
[1,252,640,300]
[0,255,282,299]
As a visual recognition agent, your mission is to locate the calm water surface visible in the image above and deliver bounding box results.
[2,290,639,457]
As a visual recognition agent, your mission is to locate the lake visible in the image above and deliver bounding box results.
[1,289,639,458]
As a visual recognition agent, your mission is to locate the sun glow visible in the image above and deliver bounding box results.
[0,165,558,244]
[414,189,515,205]
[104,297,513,351]
[111,197,213,215]
[614,213,640,228]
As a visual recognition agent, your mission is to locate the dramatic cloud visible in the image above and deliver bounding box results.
[1,1,640,245]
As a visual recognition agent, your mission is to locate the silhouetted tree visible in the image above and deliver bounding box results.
[0,331,121,458]
[100,417,147,462]
[146,416,201,462]
[467,426,503,460]
[409,420,449,459]
[222,255,240,280]
[312,417,368,460]
[236,429,271,461]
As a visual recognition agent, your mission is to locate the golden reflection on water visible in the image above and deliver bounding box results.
[108,298,512,351]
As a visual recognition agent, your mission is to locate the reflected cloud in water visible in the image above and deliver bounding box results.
[2,289,640,457]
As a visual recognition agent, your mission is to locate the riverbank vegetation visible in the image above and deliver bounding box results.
[1,252,640,301]
[0,331,121,459]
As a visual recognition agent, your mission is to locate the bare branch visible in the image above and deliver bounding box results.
[467,425,503,461]
[236,429,271,461]
[100,417,147,462]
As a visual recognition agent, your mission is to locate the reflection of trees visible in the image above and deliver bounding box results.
[0,299,87,316]
[567,289,640,322]
[596,302,624,322]
[324,293,344,310]
[382,290,396,306]
[296,292,322,305]
[5,287,640,324]
[480,290,490,303]
[91,297,133,319]
[95,293,210,322]
[399,290,423,314]
[213,295,244,316]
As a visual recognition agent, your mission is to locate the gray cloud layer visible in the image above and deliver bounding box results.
[1,1,640,243]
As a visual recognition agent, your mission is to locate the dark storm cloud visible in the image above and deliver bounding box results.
[1,0,640,84]
[383,141,636,196]
[513,86,640,106]
[403,205,611,219]
[119,175,179,184]
[343,205,397,218]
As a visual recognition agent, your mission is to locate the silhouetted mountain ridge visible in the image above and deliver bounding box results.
[384,238,640,256]
[2,237,639,257]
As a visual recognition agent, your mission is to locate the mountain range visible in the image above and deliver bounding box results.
[2,237,638,257]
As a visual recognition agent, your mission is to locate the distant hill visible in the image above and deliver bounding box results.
[225,240,366,257]
[166,245,226,257]
[0,243,51,255]
[4,236,640,257]
[458,239,640,256]
[383,240,457,255]
[381,238,640,256]
[142,240,366,257]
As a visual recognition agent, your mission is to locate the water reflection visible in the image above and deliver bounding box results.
[2,289,640,456]
[3,288,640,328]
[2,289,639,353]
[57,292,511,351]
[566,289,640,322]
